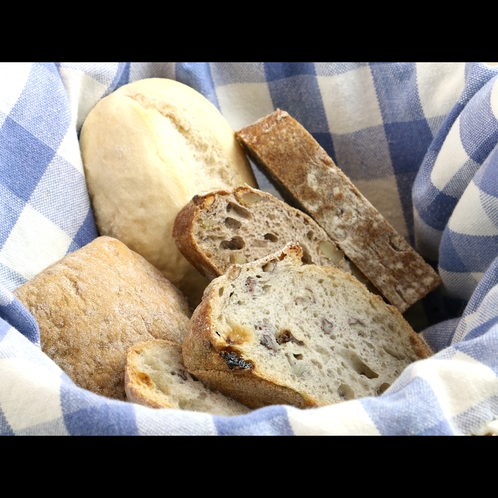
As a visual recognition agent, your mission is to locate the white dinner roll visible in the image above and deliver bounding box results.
[80,78,257,305]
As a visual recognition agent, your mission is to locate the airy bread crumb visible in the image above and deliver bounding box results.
[182,244,432,409]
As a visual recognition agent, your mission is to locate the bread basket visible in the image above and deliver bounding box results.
[1,62,497,435]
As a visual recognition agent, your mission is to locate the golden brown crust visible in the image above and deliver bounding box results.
[173,192,229,281]
[173,185,364,285]
[182,244,432,409]
[182,275,315,409]
[236,110,441,313]
[13,236,192,401]
[408,331,433,360]
[186,367,315,409]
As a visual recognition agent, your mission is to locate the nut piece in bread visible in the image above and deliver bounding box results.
[13,236,192,401]
[80,78,258,306]
[236,109,441,313]
[173,185,368,284]
[182,244,432,409]
[125,339,250,416]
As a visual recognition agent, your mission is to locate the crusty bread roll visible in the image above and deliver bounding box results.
[182,244,432,409]
[13,236,192,401]
[79,78,258,306]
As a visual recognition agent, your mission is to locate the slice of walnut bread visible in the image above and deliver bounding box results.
[173,185,368,285]
[182,244,432,409]
[236,110,441,313]
[125,339,250,415]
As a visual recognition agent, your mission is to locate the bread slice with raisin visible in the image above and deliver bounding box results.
[236,110,441,313]
[125,339,250,415]
[173,185,368,285]
[182,244,432,409]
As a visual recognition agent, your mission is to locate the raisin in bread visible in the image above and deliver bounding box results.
[236,110,441,313]
[182,244,432,409]
[125,340,250,415]
[173,185,367,284]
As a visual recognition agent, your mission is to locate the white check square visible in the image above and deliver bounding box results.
[0,204,72,282]
[217,82,274,130]
[317,66,384,134]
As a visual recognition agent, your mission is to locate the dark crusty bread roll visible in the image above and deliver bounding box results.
[13,236,192,401]
[182,244,432,409]
[236,109,441,313]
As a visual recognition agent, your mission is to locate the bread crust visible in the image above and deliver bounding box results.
[236,110,441,312]
[124,339,251,415]
[173,185,363,283]
[182,244,432,409]
[173,190,231,281]
[183,287,316,409]
[13,236,192,401]
[80,78,258,307]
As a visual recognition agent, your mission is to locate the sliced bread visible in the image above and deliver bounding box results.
[125,339,250,416]
[182,244,432,409]
[173,185,366,284]
[236,110,441,313]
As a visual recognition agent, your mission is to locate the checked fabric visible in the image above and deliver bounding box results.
[1,62,498,435]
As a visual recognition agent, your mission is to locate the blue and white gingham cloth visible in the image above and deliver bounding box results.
[2,62,498,435]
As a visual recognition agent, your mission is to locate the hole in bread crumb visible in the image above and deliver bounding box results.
[306,230,314,241]
[301,245,313,264]
[220,237,245,250]
[382,345,403,361]
[262,259,277,272]
[227,202,251,219]
[340,350,379,379]
[174,369,188,381]
[264,233,278,242]
[338,383,355,400]
[224,217,242,230]
[137,373,154,388]
[377,383,391,395]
